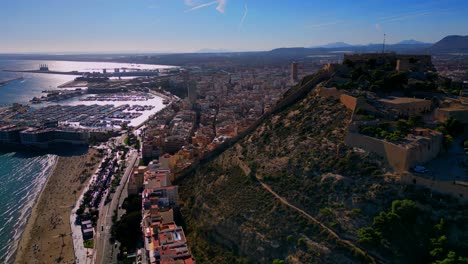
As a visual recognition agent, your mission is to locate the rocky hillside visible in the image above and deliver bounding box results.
[178,71,468,263]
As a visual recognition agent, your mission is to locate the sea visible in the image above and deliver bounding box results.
[0,59,171,263]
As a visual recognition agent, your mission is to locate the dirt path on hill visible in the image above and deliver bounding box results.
[258,181,376,264]
[232,153,377,263]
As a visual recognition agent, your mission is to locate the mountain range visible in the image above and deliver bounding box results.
[311,39,431,49]
[190,36,466,55]
[266,35,468,56]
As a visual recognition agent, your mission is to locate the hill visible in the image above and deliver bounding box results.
[431,35,468,53]
[177,63,468,263]
[312,42,353,49]
[396,39,430,45]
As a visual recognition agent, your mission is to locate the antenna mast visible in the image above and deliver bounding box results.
[382,33,386,53]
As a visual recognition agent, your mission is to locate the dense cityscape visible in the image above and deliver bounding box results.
[1,1,468,264]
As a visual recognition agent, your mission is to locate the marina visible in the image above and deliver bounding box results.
[0,59,177,263]
[79,92,155,102]
[7,101,158,129]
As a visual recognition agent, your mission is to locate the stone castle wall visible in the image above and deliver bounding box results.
[345,131,443,172]
[316,87,344,99]
[339,94,359,111]
[435,108,468,124]
[345,132,409,171]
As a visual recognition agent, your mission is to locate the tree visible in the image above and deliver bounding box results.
[391,199,418,223]
[396,120,410,135]
[430,235,448,259]
[297,238,306,248]
[60,233,66,246]
[357,227,382,245]
[434,251,468,264]
[444,118,464,136]
[443,135,454,150]
[408,115,423,127]
[114,211,142,251]
[344,59,355,68]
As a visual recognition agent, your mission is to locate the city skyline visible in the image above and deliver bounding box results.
[1,0,468,53]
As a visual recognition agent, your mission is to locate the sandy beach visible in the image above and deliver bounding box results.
[14,149,101,264]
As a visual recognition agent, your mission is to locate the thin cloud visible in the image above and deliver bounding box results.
[184,0,226,13]
[238,3,248,30]
[382,12,431,23]
[185,1,218,12]
[374,7,454,31]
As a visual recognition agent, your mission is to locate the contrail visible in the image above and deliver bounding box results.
[184,0,226,13]
[185,1,218,12]
[239,2,248,30]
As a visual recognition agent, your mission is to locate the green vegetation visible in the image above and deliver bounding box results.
[436,117,465,149]
[360,122,406,142]
[360,115,425,142]
[125,133,141,150]
[339,64,408,92]
[83,239,94,249]
[436,117,464,137]
[328,57,447,95]
[357,200,468,263]
[111,194,142,252]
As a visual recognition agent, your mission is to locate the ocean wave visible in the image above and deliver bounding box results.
[0,153,57,264]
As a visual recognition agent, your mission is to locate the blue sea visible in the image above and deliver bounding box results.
[0,59,170,263]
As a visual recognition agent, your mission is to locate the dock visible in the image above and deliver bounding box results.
[3,69,84,76]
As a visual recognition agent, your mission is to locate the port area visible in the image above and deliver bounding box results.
[30,73,179,104]
[8,94,163,129]
[3,67,177,79]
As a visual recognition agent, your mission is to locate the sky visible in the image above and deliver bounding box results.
[0,0,468,53]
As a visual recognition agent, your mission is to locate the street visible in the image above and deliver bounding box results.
[93,149,139,264]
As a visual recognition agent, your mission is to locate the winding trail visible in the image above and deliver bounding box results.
[234,153,377,263]
[258,180,376,264]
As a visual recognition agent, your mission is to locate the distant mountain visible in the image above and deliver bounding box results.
[196,48,232,53]
[396,39,431,45]
[312,42,353,49]
[431,35,468,53]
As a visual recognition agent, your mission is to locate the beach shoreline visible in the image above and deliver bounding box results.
[13,149,101,264]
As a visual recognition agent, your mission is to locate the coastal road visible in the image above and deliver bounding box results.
[94,150,138,264]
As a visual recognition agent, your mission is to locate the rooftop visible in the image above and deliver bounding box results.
[378,96,429,104]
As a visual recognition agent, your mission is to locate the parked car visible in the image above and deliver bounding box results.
[412,165,428,174]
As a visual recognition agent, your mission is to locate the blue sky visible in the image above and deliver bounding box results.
[0,0,467,53]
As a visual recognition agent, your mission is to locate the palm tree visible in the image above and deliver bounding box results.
[59,233,66,246]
